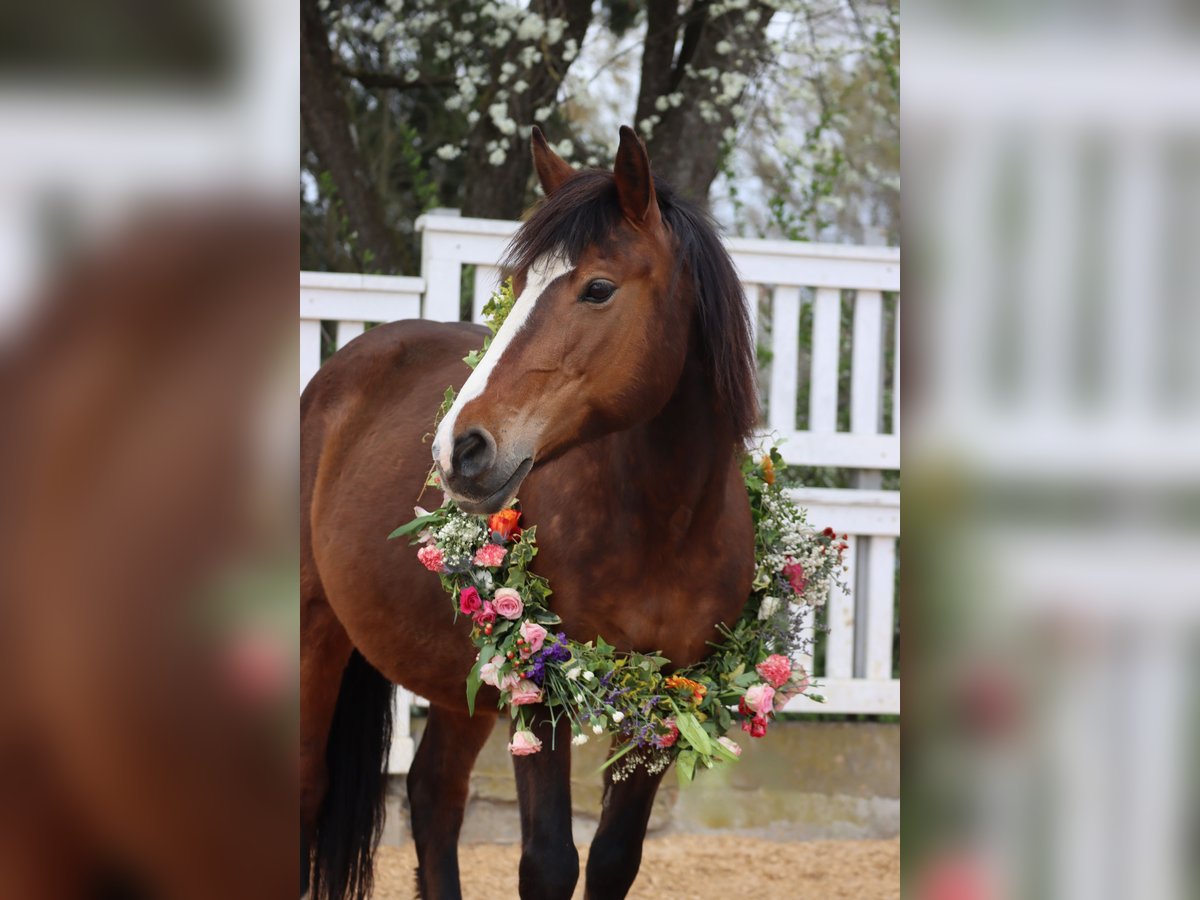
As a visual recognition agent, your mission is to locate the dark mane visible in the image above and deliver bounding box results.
[503,170,758,442]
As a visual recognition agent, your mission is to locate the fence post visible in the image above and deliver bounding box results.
[417,211,464,323]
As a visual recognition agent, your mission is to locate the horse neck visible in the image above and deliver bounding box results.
[598,338,742,534]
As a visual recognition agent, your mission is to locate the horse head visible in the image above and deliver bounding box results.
[432,126,694,514]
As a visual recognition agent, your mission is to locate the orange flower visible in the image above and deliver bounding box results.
[487,508,522,540]
[664,675,708,704]
[761,454,775,486]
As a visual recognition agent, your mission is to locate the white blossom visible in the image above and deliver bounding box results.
[516,14,545,42]
[488,147,507,166]
[436,144,461,161]
[572,734,589,746]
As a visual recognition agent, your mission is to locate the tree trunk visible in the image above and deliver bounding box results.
[461,0,594,219]
[637,1,775,208]
[300,0,407,273]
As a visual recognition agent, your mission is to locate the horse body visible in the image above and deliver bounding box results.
[302,127,757,900]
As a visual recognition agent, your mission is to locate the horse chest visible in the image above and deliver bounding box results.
[535,528,751,668]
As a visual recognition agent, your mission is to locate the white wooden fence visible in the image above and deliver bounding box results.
[301,213,899,770]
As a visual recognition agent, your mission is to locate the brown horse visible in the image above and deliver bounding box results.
[301,126,758,900]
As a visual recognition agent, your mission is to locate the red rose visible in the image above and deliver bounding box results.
[459,586,482,616]
[473,601,496,627]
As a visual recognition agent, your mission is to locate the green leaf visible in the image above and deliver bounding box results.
[464,643,494,717]
[676,750,698,785]
[674,712,713,756]
[388,512,441,540]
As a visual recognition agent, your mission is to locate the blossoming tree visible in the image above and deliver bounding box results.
[301,0,897,272]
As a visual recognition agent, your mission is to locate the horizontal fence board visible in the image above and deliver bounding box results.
[784,487,899,538]
[300,288,421,323]
[766,430,899,469]
[782,678,899,716]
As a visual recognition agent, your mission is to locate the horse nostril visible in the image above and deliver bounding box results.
[451,427,496,480]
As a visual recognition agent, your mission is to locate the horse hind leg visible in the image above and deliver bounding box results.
[407,705,495,899]
[299,589,352,898]
[583,757,667,900]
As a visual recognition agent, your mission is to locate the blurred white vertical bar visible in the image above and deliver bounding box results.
[335,320,364,350]
[851,290,884,434]
[299,319,321,393]
[863,536,896,681]
[768,286,801,433]
[0,191,41,331]
[1108,133,1160,419]
[1120,633,1183,900]
[935,125,999,430]
[472,264,499,323]
[809,287,841,432]
[1051,639,1112,900]
[823,536,857,678]
[1021,127,1077,420]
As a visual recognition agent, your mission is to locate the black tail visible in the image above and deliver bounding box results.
[309,651,395,900]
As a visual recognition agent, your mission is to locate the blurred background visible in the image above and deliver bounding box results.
[0,0,298,897]
[905,3,1200,900]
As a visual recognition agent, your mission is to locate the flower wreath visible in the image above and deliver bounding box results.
[391,280,847,783]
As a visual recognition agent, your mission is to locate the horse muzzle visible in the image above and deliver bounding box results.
[433,426,533,514]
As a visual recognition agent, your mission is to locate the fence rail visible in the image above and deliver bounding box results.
[300,214,900,772]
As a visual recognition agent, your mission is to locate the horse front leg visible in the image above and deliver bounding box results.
[407,705,496,900]
[512,711,579,900]
[584,754,667,900]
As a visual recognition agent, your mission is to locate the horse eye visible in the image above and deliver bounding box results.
[581,279,616,304]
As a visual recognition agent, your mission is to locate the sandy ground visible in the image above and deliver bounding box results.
[375,835,900,899]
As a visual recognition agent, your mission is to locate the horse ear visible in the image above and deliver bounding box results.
[531,126,576,197]
[613,125,659,226]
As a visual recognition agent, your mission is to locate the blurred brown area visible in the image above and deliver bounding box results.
[0,203,298,898]
[0,0,297,897]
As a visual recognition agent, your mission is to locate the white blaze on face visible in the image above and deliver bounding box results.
[434,255,572,474]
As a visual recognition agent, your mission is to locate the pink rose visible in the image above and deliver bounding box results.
[519,620,548,657]
[473,543,507,567]
[717,736,743,758]
[773,669,810,711]
[479,654,505,688]
[473,601,496,627]
[498,671,520,692]
[742,683,776,718]
[508,678,544,706]
[459,586,481,616]
[782,559,807,595]
[653,720,680,749]
[756,654,792,688]
[493,588,524,620]
[417,545,445,572]
[509,729,543,756]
